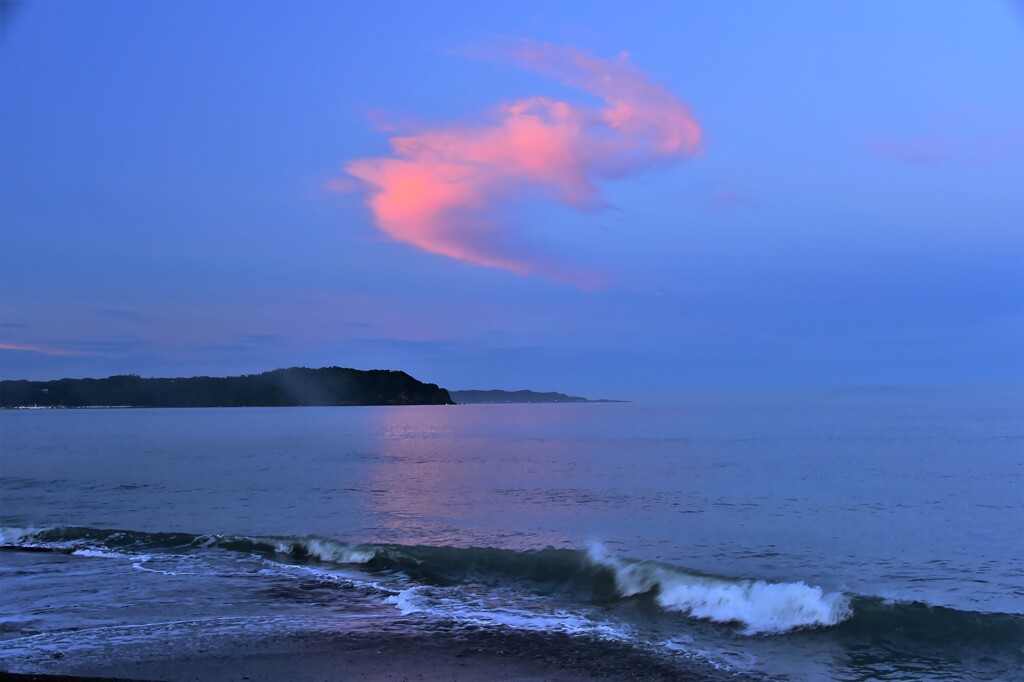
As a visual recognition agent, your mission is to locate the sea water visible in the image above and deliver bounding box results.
[1,387,1021,680]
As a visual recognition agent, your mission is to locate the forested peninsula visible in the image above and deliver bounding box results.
[451,390,626,403]
[0,367,453,408]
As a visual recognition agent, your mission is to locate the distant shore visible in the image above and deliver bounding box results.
[0,367,453,408]
[0,629,754,682]
[451,389,628,403]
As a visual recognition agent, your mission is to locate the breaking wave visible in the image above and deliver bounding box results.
[3,525,1020,644]
[587,544,850,634]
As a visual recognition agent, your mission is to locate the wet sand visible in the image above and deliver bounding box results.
[0,629,762,681]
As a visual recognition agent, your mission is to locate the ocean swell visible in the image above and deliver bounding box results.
[3,525,1018,646]
[587,544,851,634]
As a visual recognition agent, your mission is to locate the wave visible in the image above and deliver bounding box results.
[835,596,1024,649]
[0,525,376,565]
[587,544,850,634]
[3,525,1021,643]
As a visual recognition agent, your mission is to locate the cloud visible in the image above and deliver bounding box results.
[0,342,82,356]
[340,40,702,285]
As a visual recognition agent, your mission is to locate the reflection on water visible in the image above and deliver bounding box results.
[361,405,580,548]
[351,404,745,565]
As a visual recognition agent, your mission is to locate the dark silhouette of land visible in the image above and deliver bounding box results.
[0,367,453,408]
[451,389,627,404]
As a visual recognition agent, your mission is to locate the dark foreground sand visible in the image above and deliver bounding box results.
[0,629,765,682]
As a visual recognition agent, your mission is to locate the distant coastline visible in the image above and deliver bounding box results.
[451,389,628,404]
[0,369,633,409]
[0,367,453,408]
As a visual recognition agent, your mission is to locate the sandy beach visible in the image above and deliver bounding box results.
[0,629,757,682]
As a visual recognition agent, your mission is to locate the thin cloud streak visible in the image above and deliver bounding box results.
[0,342,82,357]
[342,40,702,285]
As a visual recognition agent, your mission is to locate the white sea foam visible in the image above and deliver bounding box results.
[0,526,41,545]
[1,527,143,559]
[265,537,377,564]
[0,526,83,552]
[302,538,377,564]
[259,559,397,595]
[587,544,851,634]
[384,585,629,640]
[385,585,436,614]
[130,555,196,575]
[72,548,137,560]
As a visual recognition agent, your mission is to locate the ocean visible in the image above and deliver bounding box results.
[1,388,1021,680]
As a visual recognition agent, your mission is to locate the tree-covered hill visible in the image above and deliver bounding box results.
[0,367,453,408]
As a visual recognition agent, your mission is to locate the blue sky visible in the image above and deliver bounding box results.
[2,1,1022,398]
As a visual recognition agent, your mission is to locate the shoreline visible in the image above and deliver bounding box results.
[0,629,763,682]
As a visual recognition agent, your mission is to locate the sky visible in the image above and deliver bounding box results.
[1,1,1022,398]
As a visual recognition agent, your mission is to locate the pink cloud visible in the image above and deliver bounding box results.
[0,342,81,356]
[340,40,702,284]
